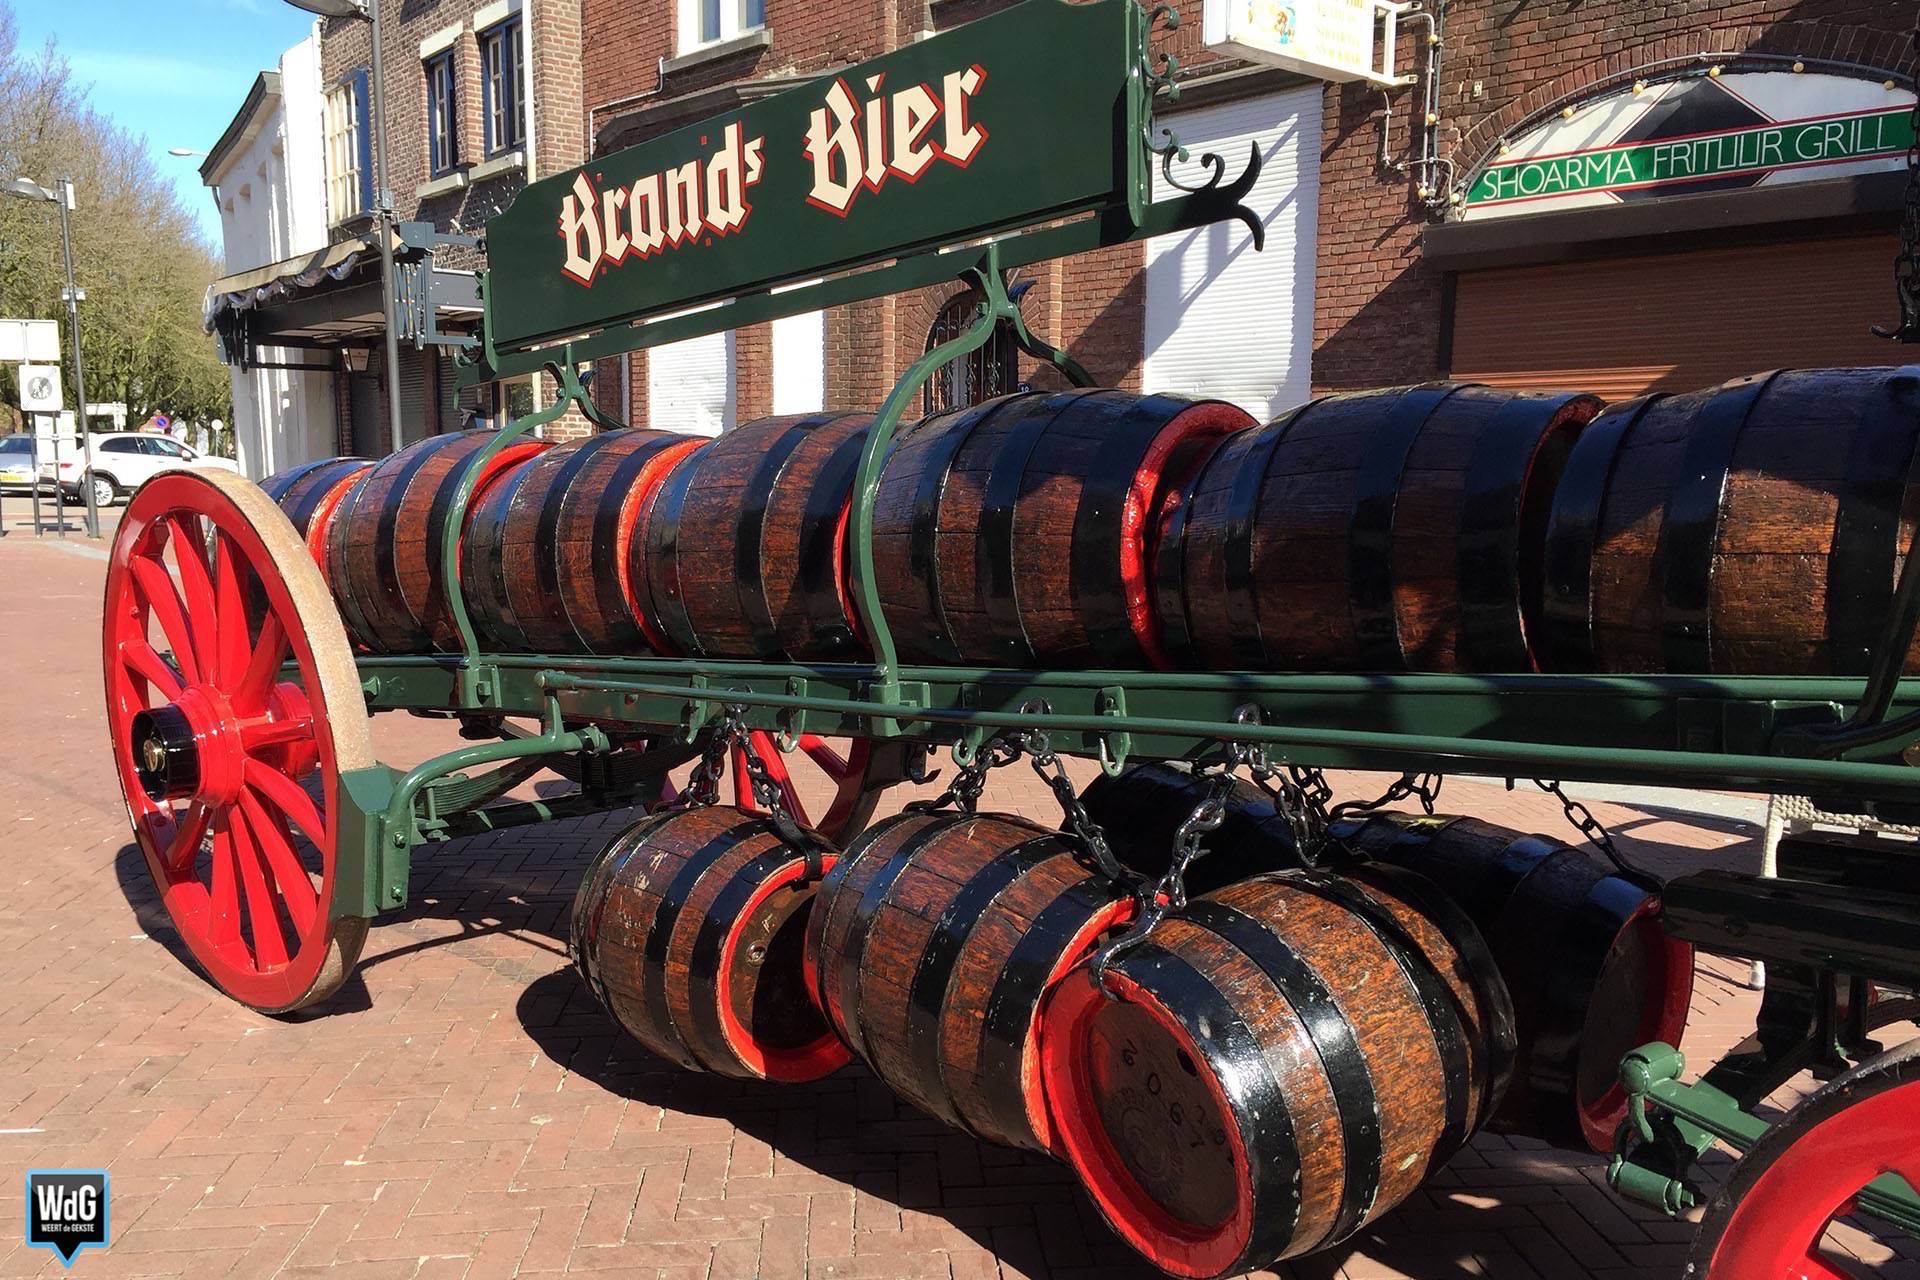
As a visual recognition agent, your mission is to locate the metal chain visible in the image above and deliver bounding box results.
[677,707,745,810]
[675,706,827,874]
[1876,11,1920,342]
[1328,771,1445,823]
[1022,723,1139,889]
[1087,766,1236,993]
[1528,777,1659,889]
[906,735,1022,815]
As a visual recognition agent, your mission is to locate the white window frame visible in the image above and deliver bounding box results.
[323,83,363,223]
[425,50,459,176]
[677,0,765,55]
[480,15,526,157]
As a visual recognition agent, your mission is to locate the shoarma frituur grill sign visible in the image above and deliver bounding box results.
[481,0,1148,353]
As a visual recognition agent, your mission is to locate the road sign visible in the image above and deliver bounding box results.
[0,319,59,364]
[19,364,62,412]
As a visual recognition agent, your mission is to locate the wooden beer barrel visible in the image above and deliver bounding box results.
[1334,812,1694,1151]
[259,457,370,568]
[639,413,872,660]
[326,431,549,653]
[1042,868,1513,1278]
[569,805,850,1083]
[804,810,1136,1152]
[462,429,703,654]
[1157,383,1599,672]
[871,390,1250,668]
[1538,366,1920,674]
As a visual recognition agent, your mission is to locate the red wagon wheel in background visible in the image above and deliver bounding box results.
[1687,1038,1920,1280]
[102,470,375,1013]
[656,731,889,844]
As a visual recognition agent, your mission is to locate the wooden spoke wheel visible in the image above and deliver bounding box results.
[1687,1039,1920,1280]
[103,470,374,1013]
[660,732,893,843]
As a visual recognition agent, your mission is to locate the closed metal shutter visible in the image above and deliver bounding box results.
[1144,84,1321,420]
[398,346,435,441]
[1450,233,1900,400]
[648,330,735,436]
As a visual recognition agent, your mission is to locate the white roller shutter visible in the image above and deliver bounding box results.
[649,329,735,436]
[771,309,826,414]
[1144,85,1321,420]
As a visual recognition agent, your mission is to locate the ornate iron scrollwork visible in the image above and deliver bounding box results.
[1140,2,1266,246]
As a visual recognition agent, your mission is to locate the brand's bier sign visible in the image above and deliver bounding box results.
[1201,0,1404,87]
[1465,70,1916,220]
[486,0,1139,352]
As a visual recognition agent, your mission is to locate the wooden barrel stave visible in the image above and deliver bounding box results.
[570,805,849,1083]
[1335,812,1694,1151]
[1541,367,1920,674]
[1042,867,1510,1277]
[1164,383,1598,673]
[639,413,871,660]
[806,810,1134,1153]
[462,429,701,654]
[260,457,371,569]
[325,430,548,653]
[872,390,1251,668]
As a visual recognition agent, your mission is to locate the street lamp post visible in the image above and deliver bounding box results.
[285,0,406,456]
[4,175,99,539]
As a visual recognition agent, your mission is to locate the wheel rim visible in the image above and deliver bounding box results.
[92,476,114,506]
[659,732,881,843]
[1697,1049,1920,1280]
[103,471,373,1012]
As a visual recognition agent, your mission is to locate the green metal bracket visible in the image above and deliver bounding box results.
[334,763,401,919]
[1095,685,1132,775]
[1610,1041,1920,1233]
[776,677,810,750]
[846,241,1098,705]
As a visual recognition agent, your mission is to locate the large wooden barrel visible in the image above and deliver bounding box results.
[871,390,1251,668]
[804,810,1136,1152]
[1335,812,1694,1151]
[1042,867,1513,1278]
[569,805,850,1083]
[462,428,703,654]
[259,457,370,567]
[326,431,549,653]
[1539,367,1920,674]
[639,413,872,660]
[1157,383,1599,672]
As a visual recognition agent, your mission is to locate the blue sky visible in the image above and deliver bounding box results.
[15,0,320,246]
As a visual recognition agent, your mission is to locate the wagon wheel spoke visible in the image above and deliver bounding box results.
[164,799,214,873]
[243,757,326,849]
[228,804,290,970]
[234,612,288,716]
[207,818,243,948]
[166,515,221,668]
[122,639,183,702]
[238,788,318,936]
[798,733,848,774]
[128,556,202,685]
[211,530,254,691]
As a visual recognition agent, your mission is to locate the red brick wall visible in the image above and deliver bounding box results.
[1313,0,1918,391]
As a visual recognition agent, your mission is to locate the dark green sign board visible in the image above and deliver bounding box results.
[483,0,1148,354]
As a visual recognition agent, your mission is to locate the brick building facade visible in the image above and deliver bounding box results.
[571,0,1917,433]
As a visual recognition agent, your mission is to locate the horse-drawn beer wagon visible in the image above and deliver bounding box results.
[101,1,1920,1274]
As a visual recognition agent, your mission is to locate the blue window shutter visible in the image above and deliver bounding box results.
[351,68,373,215]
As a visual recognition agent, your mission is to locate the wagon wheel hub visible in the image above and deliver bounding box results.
[129,681,315,808]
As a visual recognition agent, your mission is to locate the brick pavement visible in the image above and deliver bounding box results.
[0,532,1914,1279]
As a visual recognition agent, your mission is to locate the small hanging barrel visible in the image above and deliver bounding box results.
[871,390,1251,668]
[639,413,872,660]
[804,810,1136,1152]
[259,457,371,568]
[1042,868,1514,1278]
[462,429,704,654]
[1334,812,1694,1151]
[1157,383,1599,672]
[570,805,851,1083]
[1078,761,1307,897]
[1539,366,1920,674]
[326,430,549,653]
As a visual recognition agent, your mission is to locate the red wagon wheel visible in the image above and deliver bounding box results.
[1687,1039,1920,1280]
[656,731,886,843]
[102,470,374,1013]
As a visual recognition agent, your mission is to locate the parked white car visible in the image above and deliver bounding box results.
[42,433,240,508]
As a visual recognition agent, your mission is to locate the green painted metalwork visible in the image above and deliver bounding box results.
[480,0,1146,356]
[1610,1042,1920,1233]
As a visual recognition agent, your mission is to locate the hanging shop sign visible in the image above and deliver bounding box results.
[483,0,1148,353]
[1463,70,1915,221]
[1200,0,1411,87]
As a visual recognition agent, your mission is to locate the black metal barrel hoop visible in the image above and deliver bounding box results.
[1655,370,1782,673]
[733,419,818,656]
[979,392,1099,664]
[529,430,623,647]
[1348,383,1463,672]
[1222,401,1316,668]
[1828,368,1920,675]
